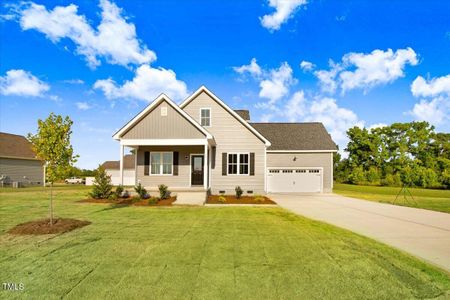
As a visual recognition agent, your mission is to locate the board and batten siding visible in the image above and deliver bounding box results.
[136,145,204,188]
[0,157,44,184]
[105,169,136,186]
[122,100,205,139]
[183,91,266,194]
[266,152,333,192]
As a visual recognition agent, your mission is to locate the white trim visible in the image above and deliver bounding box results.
[189,153,204,187]
[204,143,208,189]
[264,146,267,193]
[208,145,212,189]
[330,152,334,190]
[199,107,211,127]
[119,145,124,185]
[134,147,138,186]
[226,152,250,176]
[113,93,212,140]
[267,167,324,193]
[149,152,173,176]
[267,150,337,153]
[120,139,209,146]
[179,86,271,146]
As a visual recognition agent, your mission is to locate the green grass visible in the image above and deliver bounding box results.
[1,186,449,299]
[334,183,450,213]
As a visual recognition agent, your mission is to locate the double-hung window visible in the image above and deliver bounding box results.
[200,108,211,127]
[227,153,249,175]
[150,152,173,175]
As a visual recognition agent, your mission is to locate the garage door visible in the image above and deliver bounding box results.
[267,168,322,193]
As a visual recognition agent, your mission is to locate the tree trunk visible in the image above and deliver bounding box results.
[49,182,54,225]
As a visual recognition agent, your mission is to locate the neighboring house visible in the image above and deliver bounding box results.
[101,154,136,186]
[113,86,337,193]
[0,132,44,186]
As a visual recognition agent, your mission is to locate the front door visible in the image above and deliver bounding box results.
[191,155,204,186]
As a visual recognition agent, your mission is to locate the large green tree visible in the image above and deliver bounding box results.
[28,113,78,224]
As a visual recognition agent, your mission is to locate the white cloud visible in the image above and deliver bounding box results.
[260,0,307,31]
[411,75,450,97]
[259,62,295,103]
[16,0,156,68]
[299,60,315,71]
[76,102,92,110]
[368,123,387,131]
[64,79,85,84]
[409,74,450,126]
[94,64,188,102]
[0,69,49,97]
[233,58,262,77]
[313,48,418,94]
[284,90,306,121]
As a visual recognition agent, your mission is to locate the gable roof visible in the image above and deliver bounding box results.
[0,132,40,160]
[250,123,337,151]
[101,154,135,170]
[113,94,213,140]
[179,86,271,146]
[234,110,250,121]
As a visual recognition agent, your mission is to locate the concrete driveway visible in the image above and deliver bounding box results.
[270,193,450,272]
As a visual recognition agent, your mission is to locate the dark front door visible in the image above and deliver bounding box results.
[191,155,204,186]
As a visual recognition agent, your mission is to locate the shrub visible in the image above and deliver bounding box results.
[417,168,440,188]
[148,197,159,205]
[130,196,141,203]
[442,169,450,189]
[134,183,148,199]
[348,166,366,185]
[365,167,381,185]
[254,194,265,202]
[235,186,243,199]
[108,193,118,201]
[89,167,113,199]
[115,185,124,197]
[158,184,169,199]
[218,196,226,203]
[382,173,402,187]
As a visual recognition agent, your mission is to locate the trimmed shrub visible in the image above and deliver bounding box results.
[218,196,226,203]
[115,185,124,197]
[158,184,169,199]
[134,183,148,199]
[89,167,113,199]
[235,186,243,199]
[148,197,159,205]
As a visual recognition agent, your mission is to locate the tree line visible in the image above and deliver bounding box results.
[334,121,450,189]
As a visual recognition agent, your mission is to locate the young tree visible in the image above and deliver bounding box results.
[28,113,78,225]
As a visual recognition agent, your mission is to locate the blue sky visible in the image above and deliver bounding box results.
[1,0,449,169]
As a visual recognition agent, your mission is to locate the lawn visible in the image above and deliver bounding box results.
[333,183,450,213]
[1,186,449,299]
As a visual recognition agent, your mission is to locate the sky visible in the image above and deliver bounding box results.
[1,0,449,169]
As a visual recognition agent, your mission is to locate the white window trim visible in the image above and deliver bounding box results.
[149,152,173,176]
[199,107,211,127]
[227,152,250,176]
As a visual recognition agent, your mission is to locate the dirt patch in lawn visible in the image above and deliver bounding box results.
[207,195,276,205]
[78,196,176,206]
[8,218,91,235]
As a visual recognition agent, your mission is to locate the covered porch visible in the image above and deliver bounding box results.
[119,139,215,190]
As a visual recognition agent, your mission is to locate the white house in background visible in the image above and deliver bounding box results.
[112,86,337,194]
[101,154,135,186]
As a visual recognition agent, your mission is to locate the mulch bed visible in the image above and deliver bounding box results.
[207,195,276,205]
[78,196,176,206]
[8,218,91,235]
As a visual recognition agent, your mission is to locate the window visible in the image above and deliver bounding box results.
[227,153,249,175]
[200,108,211,127]
[150,152,173,175]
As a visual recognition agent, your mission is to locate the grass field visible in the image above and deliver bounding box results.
[1,186,449,299]
[333,183,450,213]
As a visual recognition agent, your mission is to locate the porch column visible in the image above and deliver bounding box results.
[119,144,124,186]
[204,143,208,190]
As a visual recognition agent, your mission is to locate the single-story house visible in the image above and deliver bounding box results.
[113,86,337,194]
[101,154,136,186]
[0,132,44,186]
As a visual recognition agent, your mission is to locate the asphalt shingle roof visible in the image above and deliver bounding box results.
[0,132,39,159]
[101,154,135,170]
[250,122,337,151]
[234,110,250,121]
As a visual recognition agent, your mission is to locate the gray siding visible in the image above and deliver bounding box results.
[266,152,333,192]
[0,158,44,184]
[183,91,266,194]
[136,145,204,188]
[122,100,205,139]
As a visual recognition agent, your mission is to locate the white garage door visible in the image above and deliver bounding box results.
[267,168,322,193]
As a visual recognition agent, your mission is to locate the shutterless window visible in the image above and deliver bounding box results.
[200,108,211,127]
[228,153,249,175]
[150,152,173,175]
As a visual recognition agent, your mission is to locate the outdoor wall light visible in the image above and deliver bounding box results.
[293,156,297,161]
